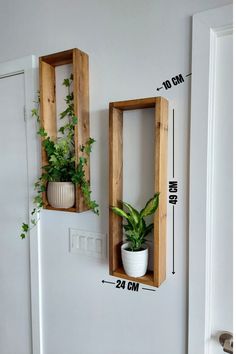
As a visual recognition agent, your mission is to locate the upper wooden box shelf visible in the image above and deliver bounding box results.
[39,48,90,213]
[109,97,168,287]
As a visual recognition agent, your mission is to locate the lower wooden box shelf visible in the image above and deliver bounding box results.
[44,205,77,213]
[113,267,154,287]
[109,96,169,288]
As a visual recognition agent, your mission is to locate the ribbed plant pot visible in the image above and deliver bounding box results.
[47,182,75,209]
[121,243,148,277]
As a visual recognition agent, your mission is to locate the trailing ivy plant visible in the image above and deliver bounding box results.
[20,75,99,239]
[111,193,159,251]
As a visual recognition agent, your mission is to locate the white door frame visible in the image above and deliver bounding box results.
[0,57,42,354]
[188,5,232,354]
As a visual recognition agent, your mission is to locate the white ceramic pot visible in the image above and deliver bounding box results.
[121,243,148,277]
[47,182,75,209]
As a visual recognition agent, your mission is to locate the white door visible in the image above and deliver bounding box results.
[0,72,32,354]
[0,58,41,354]
[189,5,232,354]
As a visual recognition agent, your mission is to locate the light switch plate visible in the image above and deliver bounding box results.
[69,228,106,259]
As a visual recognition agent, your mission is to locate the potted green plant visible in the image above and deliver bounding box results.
[111,193,159,277]
[20,75,99,239]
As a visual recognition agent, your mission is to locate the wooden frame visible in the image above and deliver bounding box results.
[109,97,168,287]
[39,48,90,212]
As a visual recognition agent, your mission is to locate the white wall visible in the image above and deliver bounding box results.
[0,1,232,353]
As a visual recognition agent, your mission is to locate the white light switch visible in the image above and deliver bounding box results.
[87,237,94,252]
[79,236,86,250]
[69,228,106,259]
[95,239,102,254]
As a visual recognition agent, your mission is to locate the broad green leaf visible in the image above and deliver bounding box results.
[140,193,160,217]
[143,223,154,237]
[111,206,129,221]
[137,218,146,236]
[49,155,58,164]
[122,202,140,225]
[123,223,132,231]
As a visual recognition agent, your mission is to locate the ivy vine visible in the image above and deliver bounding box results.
[20,75,99,239]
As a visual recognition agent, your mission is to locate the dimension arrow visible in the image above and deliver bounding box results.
[156,86,163,91]
[142,287,156,292]
[173,109,175,178]
[172,205,175,274]
[172,108,175,275]
[102,280,116,285]
[185,73,192,77]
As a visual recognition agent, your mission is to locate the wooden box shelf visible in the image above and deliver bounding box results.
[39,48,90,213]
[109,97,168,287]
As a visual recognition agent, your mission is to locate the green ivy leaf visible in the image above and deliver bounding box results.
[37,127,47,137]
[31,208,36,215]
[72,116,78,125]
[59,126,65,134]
[22,223,29,232]
[20,75,99,239]
[31,108,38,117]
[62,78,70,87]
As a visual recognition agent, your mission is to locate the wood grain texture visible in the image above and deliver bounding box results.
[111,97,156,110]
[40,49,73,66]
[109,105,123,273]
[109,96,168,287]
[113,267,154,286]
[154,97,168,286]
[44,205,76,212]
[39,61,57,142]
[39,48,90,213]
[73,48,90,212]
[39,59,57,207]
